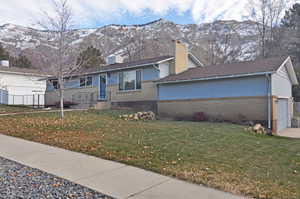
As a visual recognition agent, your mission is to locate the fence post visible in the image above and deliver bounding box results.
[38,94,40,108]
[12,95,14,105]
[33,94,34,108]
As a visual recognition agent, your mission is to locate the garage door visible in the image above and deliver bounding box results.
[277,99,289,132]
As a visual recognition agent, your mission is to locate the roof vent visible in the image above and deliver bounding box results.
[106,55,124,65]
[0,60,9,67]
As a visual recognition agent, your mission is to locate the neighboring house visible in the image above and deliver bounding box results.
[45,41,203,110]
[156,56,298,133]
[0,60,49,106]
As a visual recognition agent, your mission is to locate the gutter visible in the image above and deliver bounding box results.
[266,73,272,130]
[156,71,275,84]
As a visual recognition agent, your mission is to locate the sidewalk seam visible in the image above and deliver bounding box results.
[126,178,171,199]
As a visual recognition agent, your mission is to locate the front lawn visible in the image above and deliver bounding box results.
[0,105,35,114]
[0,110,299,199]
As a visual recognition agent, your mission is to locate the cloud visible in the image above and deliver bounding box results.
[0,0,298,28]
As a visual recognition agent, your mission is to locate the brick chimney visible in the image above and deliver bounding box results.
[170,40,188,75]
[0,60,9,67]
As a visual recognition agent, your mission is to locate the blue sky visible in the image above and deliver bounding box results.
[0,0,297,29]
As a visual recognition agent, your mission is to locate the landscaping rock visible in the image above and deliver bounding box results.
[245,123,268,135]
[120,111,156,121]
[0,157,113,199]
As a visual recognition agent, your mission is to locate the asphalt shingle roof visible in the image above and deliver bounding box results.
[157,56,288,83]
[0,66,49,76]
[74,55,174,76]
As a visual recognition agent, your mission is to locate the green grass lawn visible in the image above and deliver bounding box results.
[0,110,299,199]
[0,105,36,114]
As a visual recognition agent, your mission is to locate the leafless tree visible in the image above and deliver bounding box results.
[123,27,146,61]
[206,23,243,65]
[37,0,85,118]
[247,0,286,57]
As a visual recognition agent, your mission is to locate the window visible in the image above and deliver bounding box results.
[51,80,59,90]
[80,76,93,88]
[119,70,142,91]
[86,76,93,87]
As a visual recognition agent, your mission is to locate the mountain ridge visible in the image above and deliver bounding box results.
[0,18,260,71]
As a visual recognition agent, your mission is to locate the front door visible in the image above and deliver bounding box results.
[99,74,107,100]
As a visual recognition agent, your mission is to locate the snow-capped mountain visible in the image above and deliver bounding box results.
[0,19,260,70]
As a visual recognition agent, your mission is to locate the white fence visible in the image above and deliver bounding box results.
[0,90,44,107]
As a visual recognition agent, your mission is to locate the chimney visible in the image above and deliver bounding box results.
[170,40,189,74]
[106,55,124,65]
[0,60,9,67]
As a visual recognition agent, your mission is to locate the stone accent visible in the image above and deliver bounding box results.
[111,100,157,113]
[108,81,157,102]
[94,101,111,110]
[272,96,278,133]
[45,87,98,108]
[158,96,268,121]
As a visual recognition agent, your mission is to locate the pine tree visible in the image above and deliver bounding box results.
[77,46,106,68]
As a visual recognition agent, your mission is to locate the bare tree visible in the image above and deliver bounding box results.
[37,0,84,118]
[247,0,286,57]
[206,22,243,65]
[123,27,147,61]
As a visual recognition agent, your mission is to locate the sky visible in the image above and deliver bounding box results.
[0,0,298,29]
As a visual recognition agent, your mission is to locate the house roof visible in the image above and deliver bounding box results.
[157,56,297,84]
[72,55,174,76]
[0,66,50,77]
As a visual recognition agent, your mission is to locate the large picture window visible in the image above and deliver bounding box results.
[119,70,142,91]
[80,76,93,88]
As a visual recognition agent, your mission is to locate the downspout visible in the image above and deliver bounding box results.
[266,74,272,130]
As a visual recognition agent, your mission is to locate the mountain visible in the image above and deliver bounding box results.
[0,19,261,70]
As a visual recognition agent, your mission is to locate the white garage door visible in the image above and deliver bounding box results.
[277,99,290,132]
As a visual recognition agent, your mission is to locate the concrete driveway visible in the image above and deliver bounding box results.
[277,128,300,138]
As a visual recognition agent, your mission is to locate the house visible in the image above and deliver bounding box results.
[0,60,49,106]
[156,56,298,133]
[45,41,203,110]
[45,40,298,133]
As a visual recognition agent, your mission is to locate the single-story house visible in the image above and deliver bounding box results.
[45,41,298,133]
[157,56,298,133]
[0,60,49,106]
[45,40,203,110]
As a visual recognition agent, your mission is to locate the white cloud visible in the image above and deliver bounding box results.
[0,0,298,28]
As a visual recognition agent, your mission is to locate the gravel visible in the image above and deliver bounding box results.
[0,157,114,199]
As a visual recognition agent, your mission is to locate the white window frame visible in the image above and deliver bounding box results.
[80,76,93,88]
[118,69,142,91]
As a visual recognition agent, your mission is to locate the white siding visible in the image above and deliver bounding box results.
[159,62,170,78]
[272,64,292,98]
[0,72,47,105]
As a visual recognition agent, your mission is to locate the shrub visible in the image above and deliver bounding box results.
[193,112,206,122]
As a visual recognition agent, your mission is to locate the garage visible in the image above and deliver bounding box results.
[277,98,290,132]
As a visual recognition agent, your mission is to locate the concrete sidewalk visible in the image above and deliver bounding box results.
[278,128,300,138]
[0,134,243,199]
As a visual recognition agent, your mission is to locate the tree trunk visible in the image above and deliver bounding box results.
[59,76,64,119]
